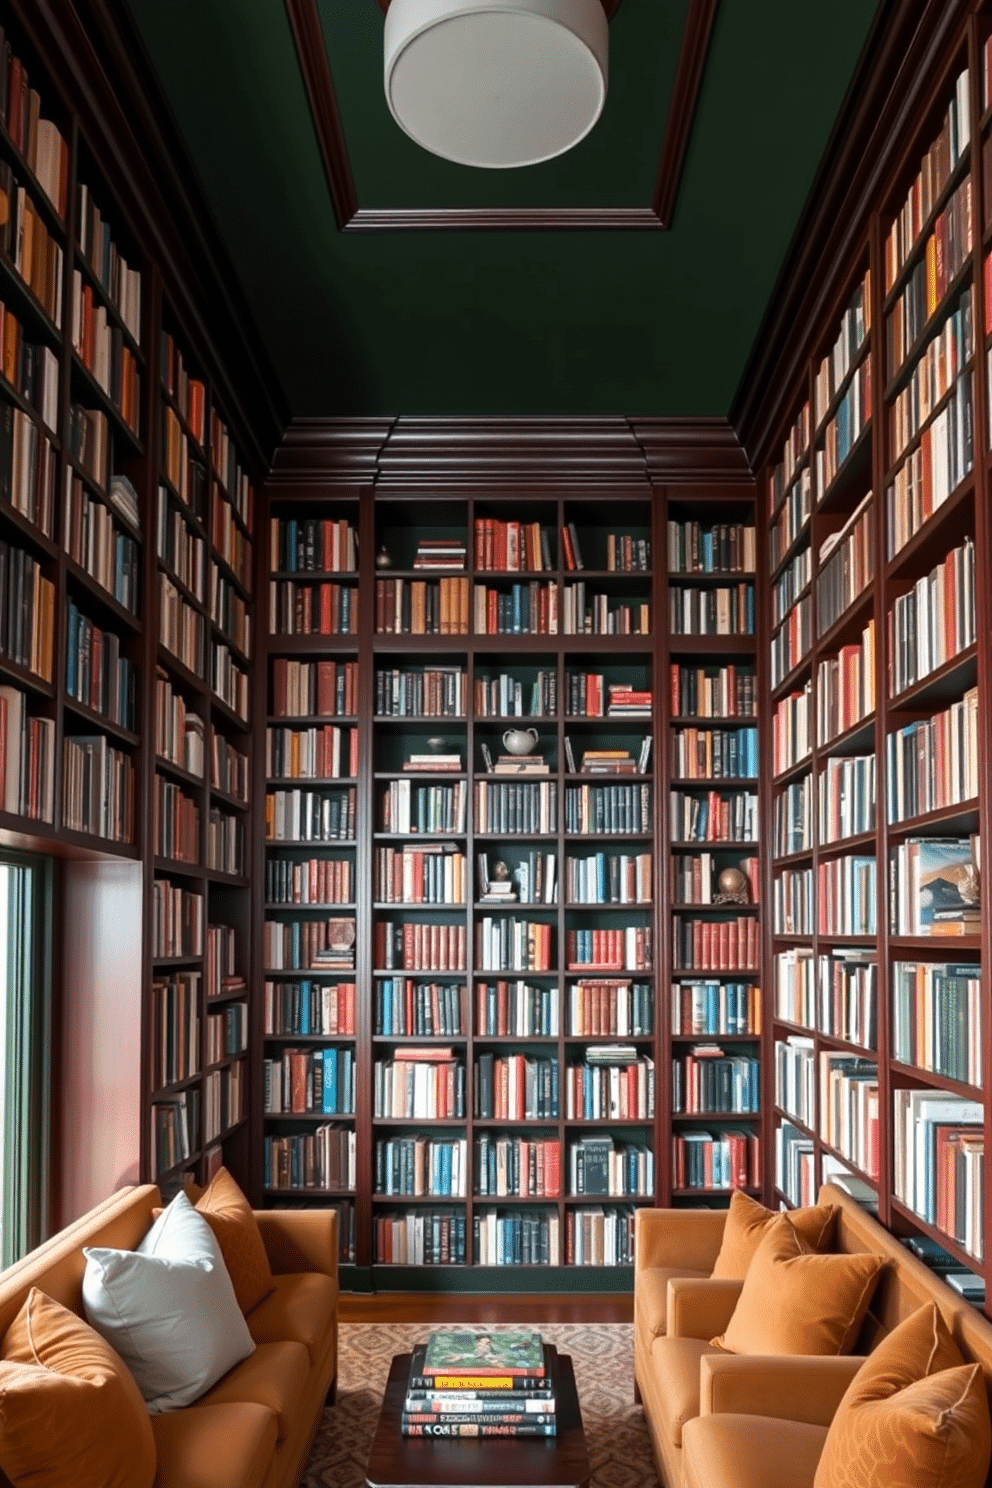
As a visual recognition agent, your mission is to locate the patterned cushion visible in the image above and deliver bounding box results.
[711,1191,837,1279]
[814,1303,992,1488]
[713,1213,884,1356]
[195,1168,274,1315]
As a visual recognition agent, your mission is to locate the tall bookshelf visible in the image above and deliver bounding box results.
[765,13,992,1294]
[0,1,266,1216]
[256,483,680,1286]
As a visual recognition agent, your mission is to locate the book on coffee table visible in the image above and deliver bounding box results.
[402,1337,557,1438]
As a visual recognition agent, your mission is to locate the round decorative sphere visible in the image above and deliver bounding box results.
[718,866,749,899]
[384,0,609,169]
[426,736,447,753]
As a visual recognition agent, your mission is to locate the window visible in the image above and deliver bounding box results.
[0,854,52,1267]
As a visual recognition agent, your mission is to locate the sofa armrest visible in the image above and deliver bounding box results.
[635,1206,727,1273]
[253,1208,338,1278]
[667,1277,744,1340]
[700,1353,863,1426]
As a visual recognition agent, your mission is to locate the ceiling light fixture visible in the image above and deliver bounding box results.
[383,0,610,169]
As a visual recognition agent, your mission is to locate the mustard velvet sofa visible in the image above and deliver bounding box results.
[0,1183,338,1488]
[634,1183,992,1488]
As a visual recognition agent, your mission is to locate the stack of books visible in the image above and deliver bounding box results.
[311,917,355,971]
[414,538,466,570]
[481,745,551,776]
[607,684,652,717]
[403,751,463,773]
[401,1329,556,1437]
[566,738,651,775]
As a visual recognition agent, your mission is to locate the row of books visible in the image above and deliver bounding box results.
[563,1053,654,1121]
[890,836,980,938]
[568,1136,653,1197]
[210,493,252,592]
[774,948,877,1050]
[151,878,202,959]
[160,336,203,441]
[893,1086,982,1259]
[887,538,975,698]
[0,164,64,327]
[671,853,758,906]
[819,1052,879,1179]
[769,401,811,508]
[669,662,756,719]
[674,787,761,847]
[564,850,651,906]
[65,601,136,731]
[891,960,981,1088]
[772,547,810,630]
[884,66,970,291]
[773,775,811,857]
[202,1059,246,1144]
[670,979,760,1037]
[158,485,205,600]
[62,732,133,842]
[205,1000,247,1063]
[886,687,978,823]
[476,1136,561,1197]
[0,399,55,536]
[816,492,873,638]
[154,671,203,776]
[381,779,467,835]
[271,658,359,720]
[885,373,974,558]
[816,618,875,745]
[205,924,243,1002]
[668,583,754,636]
[562,587,650,637]
[151,973,200,1089]
[888,175,973,381]
[773,855,877,938]
[375,845,467,906]
[270,578,356,637]
[205,804,244,876]
[813,272,871,429]
[70,275,140,433]
[672,1130,760,1191]
[264,787,356,843]
[671,1050,760,1114]
[269,517,356,574]
[670,726,759,781]
[265,855,353,906]
[262,916,357,972]
[262,979,356,1037]
[375,666,465,719]
[375,1136,468,1197]
[263,1126,355,1195]
[263,1046,355,1115]
[474,519,552,573]
[375,978,464,1038]
[159,576,205,678]
[671,916,758,972]
[210,644,248,723]
[265,725,358,782]
[374,1052,465,1120]
[76,185,141,343]
[772,683,811,776]
[0,538,54,680]
[814,357,871,499]
[64,476,139,613]
[819,752,875,843]
[161,408,206,515]
[374,920,467,973]
[770,594,811,686]
[888,287,972,462]
[211,567,250,657]
[769,466,812,572]
[0,303,57,435]
[477,670,557,718]
[667,520,756,575]
[565,781,651,835]
[475,1051,556,1121]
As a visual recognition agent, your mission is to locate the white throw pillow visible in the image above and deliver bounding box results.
[82,1190,254,1412]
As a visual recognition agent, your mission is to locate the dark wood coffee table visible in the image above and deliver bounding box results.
[365,1346,591,1488]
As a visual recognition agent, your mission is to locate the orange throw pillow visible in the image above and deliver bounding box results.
[0,1288,155,1488]
[195,1166,274,1314]
[815,1303,991,1488]
[712,1191,837,1279]
[713,1212,884,1356]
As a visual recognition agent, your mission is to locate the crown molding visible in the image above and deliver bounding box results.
[286,0,717,232]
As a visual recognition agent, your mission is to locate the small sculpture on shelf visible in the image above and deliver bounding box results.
[502,726,539,756]
[714,866,750,905]
[375,544,393,569]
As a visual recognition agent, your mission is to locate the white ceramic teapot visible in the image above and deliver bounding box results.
[502,727,539,756]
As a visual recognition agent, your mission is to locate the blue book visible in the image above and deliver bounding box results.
[299,979,311,1036]
[324,1047,337,1113]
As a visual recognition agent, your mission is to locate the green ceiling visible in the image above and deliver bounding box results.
[124,0,879,420]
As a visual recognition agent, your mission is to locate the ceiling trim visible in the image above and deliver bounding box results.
[284,0,718,232]
[374,0,623,13]
[266,415,752,488]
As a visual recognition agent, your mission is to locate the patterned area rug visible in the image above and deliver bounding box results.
[302,1322,659,1488]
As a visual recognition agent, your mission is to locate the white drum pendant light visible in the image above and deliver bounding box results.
[384,0,609,169]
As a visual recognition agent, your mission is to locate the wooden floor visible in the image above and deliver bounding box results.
[339,1293,632,1324]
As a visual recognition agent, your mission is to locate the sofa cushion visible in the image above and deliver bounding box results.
[711,1191,837,1279]
[637,1265,709,1339]
[246,1271,336,1365]
[82,1191,254,1413]
[0,1287,156,1488]
[651,1332,728,1447]
[151,1401,277,1488]
[683,1414,827,1488]
[195,1169,274,1316]
[814,1303,992,1488]
[197,1339,309,1442]
[713,1213,884,1357]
